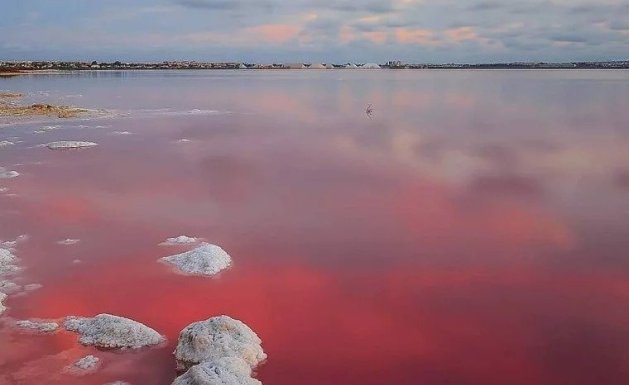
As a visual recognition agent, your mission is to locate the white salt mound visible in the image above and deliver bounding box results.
[64,314,165,349]
[160,243,232,277]
[174,315,266,371]
[105,382,131,385]
[45,141,98,150]
[172,357,261,385]
[65,355,100,375]
[160,235,199,246]
[0,141,14,147]
[16,319,59,333]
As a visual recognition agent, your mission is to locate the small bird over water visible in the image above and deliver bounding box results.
[366,104,374,118]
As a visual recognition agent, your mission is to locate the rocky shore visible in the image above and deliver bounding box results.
[0,91,88,119]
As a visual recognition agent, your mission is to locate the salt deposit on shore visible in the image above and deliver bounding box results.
[160,235,199,245]
[45,141,98,150]
[16,319,60,333]
[64,314,165,349]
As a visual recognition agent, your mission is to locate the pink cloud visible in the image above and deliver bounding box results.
[445,26,480,42]
[395,28,441,46]
[247,23,301,44]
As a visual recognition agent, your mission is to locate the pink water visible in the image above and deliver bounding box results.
[1,70,629,385]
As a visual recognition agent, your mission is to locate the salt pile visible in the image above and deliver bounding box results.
[64,314,165,349]
[45,141,98,150]
[160,243,232,277]
[174,316,266,371]
[172,316,266,385]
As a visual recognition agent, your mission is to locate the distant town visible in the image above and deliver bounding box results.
[1,60,629,72]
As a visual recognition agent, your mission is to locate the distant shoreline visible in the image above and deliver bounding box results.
[1,60,628,73]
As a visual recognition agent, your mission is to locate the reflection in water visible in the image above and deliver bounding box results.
[1,70,629,385]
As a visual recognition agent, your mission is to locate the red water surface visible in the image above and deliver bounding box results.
[1,70,629,385]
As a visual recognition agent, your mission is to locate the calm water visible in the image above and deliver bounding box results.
[1,70,629,385]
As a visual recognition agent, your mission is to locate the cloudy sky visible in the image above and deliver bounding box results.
[2,0,628,63]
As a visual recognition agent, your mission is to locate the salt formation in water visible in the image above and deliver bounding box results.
[160,243,232,277]
[57,238,80,245]
[174,316,266,371]
[24,283,43,292]
[0,247,20,275]
[0,167,19,179]
[45,141,98,150]
[16,319,59,333]
[160,235,199,245]
[34,125,61,134]
[0,280,21,294]
[0,140,14,147]
[112,131,132,135]
[64,314,165,349]
[65,355,100,375]
[172,357,261,385]
[172,316,266,385]
[2,234,29,248]
[0,292,6,314]
[105,382,131,385]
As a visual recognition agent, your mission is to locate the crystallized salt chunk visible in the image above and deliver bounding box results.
[172,357,261,385]
[64,314,165,349]
[45,141,98,150]
[160,243,231,277]
[174,315,266,371]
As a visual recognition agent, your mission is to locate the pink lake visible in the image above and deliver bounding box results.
[1,70,629,385]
